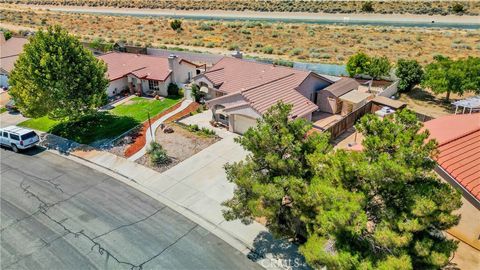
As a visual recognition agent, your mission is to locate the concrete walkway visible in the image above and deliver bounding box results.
[128,99,192,161]
[61,133,307,269]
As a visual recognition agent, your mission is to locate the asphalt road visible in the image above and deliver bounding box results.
[0,147,262,270]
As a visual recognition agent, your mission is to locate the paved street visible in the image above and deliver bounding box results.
[0,147,262,270]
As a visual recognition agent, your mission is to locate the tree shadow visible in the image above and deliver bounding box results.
[44,112,139,153]
[247,231,311,270]
[402,87,453,111]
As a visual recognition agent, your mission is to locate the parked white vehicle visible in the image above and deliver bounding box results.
[0,126,39,152]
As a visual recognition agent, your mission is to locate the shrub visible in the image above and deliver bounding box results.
[167,83,179,96]
[452,3,465,13]
[147,142,169,165]
[263,46,274,54]
[289,48,303,56]
[361,1,374,12]
[190,84,204,102]
[170,19,182,31]
[198,23,214,31]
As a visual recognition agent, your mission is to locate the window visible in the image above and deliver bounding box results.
[21,132,37,140]
[2,132,8,138]
[10,134,19,140]
[148,80,159,91]
[187,72,192,81]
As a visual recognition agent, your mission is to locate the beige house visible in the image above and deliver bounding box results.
[98,52,205,97]
[193,57,334,134]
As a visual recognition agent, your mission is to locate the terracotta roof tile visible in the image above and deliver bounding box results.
[98,52,172,81]
[425,114,480,202]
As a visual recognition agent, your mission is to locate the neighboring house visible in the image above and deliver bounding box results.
[98,52,205,97]
[0,33,28,88]
[317,77,361,114]
[423,113,480,268]
[194,57,334,134]
[424,113,480,208]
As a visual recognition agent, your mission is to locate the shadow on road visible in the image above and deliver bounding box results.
[247,231,311,270]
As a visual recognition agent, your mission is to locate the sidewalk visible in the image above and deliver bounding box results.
[54,133,307,269]
[128,99,193,161]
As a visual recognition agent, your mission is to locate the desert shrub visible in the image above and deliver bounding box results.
[167,83,179,96]
[170,19,182,31]
[263,46,274,54]
[361,1,374,12]
[147,142,169,165]
[452,3,465,13]
[206,42,215,48]
[198,23,214,31]
[200,127,216,136]
[289,48,303,56]
[186,124,200,132]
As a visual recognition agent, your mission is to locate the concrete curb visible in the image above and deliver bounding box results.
[47,149,280,269]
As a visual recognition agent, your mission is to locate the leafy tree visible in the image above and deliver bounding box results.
[170,19,182,32]
[302,109,461,269]
[223,104,462,269]
[9,25,108,119]
[346,52,371,77]
[422,55,480,101]
[222,102,331,239]
[368,56,391,80]
[395,59,424,92]
[347,52,391,79]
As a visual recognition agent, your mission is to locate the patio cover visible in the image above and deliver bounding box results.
[452,95,480,114]
[340,90,371,104]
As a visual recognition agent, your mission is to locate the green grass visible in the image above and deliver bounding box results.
[18,96,182,144]
[0,107,7,114]
[111,96,181,122]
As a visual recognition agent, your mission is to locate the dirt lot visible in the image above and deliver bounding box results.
[399,88,478,118]
[135,123,219,173]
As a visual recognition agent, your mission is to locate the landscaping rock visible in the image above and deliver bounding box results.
[163,126,174,133]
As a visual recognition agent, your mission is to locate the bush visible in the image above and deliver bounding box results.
[263,46,274,54]
[167,83,179,96]
[198,23,214,31]
[190,84,204,102]
[452,3,464,13]
[170,19,182,31]
[361,1,374,12]
[147,142,169,165]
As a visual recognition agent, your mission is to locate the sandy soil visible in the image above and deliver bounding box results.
[399,88,478,118]
[15,4,480,24]
[136,123,219,173]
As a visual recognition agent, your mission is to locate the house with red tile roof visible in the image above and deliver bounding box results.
[0,33,28,88]
[98,52,205,97]
[424,113,480,208]
[194,57,336,134]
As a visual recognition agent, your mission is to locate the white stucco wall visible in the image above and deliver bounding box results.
[107,77,128,97]
[175,62,197,84]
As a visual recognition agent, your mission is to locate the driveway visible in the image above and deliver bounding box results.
[0,148,262,270]
[0,111,28,128]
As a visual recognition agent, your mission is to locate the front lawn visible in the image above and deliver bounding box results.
[18,96,182,144]
[111,96,181,122]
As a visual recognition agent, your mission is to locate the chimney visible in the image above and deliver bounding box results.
[168,54,178,83]
[231,50,243,59]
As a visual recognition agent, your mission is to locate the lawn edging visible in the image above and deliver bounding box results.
[124,99,186,158]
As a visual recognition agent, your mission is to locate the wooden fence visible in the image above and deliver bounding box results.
[324,101,372,139]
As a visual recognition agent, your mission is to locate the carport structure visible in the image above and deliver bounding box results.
[452,95,480,114]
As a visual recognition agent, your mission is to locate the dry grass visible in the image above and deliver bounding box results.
[2,0,480,15]
[2,6,479,64]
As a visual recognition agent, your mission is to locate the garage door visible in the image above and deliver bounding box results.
[233,115,257,135]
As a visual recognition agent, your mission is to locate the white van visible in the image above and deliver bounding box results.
[0,126,39,152]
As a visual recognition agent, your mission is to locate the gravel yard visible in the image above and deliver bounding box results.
[135,123,220,172]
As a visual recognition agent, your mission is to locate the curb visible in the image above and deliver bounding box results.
[47,149,277,269]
